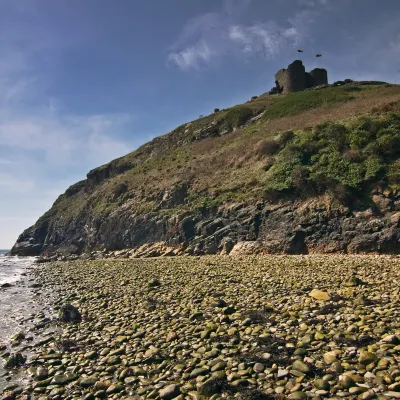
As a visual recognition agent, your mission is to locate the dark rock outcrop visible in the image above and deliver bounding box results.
[4,353,26,369]
[59,304,82,323]
[11,190,400,257]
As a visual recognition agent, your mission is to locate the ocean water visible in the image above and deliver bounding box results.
[0,253,38,391]
[0,252,38,338]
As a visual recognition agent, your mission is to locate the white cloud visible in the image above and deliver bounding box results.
[228,22,296,57]
[168,40,216,70]
[0,112,131,165]
[0,34,134,248]
[168,5,316,70]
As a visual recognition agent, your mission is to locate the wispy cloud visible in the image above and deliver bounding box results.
[167,4,316,70]
[297,0,329,7]
[228,21,304,58]
[167,40,216,71]
[0,112,131,166]
[0,31,134,247]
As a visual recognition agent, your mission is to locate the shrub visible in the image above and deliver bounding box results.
[343,149,362,162]
[358,116,383,135]
[263,159,274,171]
[348,129,372,149]
[364,156,384,180]
[222,106,253,130]
[263,114,400,204]
[320,123,348,149]
[291,165,309,190]
[265,151,303,191]
[113,183,128,198]
[255,139,280,157]
[376,134,400,155]
[214,108,220,113]
[278,131,295,146]
[310,150,365,188]
[388,160,400,184]
[330,183,351,203]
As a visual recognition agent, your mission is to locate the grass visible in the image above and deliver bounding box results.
[263,112,400,204]
[30,84,400,227]
[262,87,355,120]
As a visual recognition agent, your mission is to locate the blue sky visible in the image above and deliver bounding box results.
[0,0,399,248]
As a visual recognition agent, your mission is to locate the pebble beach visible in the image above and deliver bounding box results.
[1,255,400,399]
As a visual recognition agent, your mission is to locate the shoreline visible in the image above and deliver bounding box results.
[1,255,400,399]
[0,258,57,398]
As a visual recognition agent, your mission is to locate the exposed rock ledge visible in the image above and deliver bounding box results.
[14,191,400,260]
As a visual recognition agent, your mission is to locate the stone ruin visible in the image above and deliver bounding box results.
[273,60,328,94]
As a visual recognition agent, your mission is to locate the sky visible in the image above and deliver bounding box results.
[0,0,399,248]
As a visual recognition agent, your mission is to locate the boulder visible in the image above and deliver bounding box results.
[229,241,264,256]
[309,289,331,301]
[292,360,311,374]
[58,304,82,323]
[148,279,161,288]
[342,276,364,287]
[358,351,377,366]
[220,237,234,255]
[159,384,181,399]
[4,353,26,369]
[199,378,223,396]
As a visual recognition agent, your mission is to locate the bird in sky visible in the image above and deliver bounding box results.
[297,49,304,52]
[316,53,322,57]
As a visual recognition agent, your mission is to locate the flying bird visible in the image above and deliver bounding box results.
[316,53,322,57]
[297,49,304,53]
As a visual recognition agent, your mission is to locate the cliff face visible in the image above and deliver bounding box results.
[11,193,400,257]
[10,83,400,256]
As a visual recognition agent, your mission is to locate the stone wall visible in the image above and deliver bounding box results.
[310,68,328,86]
[275,60,328,94]
[275,60,306,94]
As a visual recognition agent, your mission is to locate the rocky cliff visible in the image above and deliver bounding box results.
[10,82,400,257]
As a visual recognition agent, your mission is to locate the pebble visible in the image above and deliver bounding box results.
[5,255,399,400]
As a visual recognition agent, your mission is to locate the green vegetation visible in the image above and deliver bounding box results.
[265,113,400,202]
[263,87,355,120]
[220,106,254,130]
[30,84,400,229]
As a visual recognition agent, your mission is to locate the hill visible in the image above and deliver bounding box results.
[10,82,400,257]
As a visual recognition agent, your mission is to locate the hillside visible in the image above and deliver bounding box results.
[10,82,400,257]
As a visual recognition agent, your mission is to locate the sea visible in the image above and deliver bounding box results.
[0,250,39,392]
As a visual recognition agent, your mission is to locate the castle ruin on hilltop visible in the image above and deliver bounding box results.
[274,60,328,94]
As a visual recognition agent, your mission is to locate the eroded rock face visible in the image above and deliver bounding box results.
[10,194,400,257]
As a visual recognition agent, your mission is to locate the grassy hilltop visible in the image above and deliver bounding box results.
[10,82,400,256]
[48,84,400,219]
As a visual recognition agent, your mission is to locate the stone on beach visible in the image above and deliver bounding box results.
[9,254,400,399]
[58,303,82,323]
[3,352,26,369]
[309,289,331,301]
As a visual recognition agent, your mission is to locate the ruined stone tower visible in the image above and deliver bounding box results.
[275,60,328,94]
[309,68,328,87]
